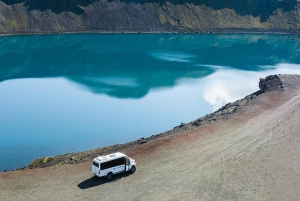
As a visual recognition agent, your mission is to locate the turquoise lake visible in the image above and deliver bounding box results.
[1,34,300,171]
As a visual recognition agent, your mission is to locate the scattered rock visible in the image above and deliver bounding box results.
[139,140,148,145]
[179,123,185,128]
[3,170,7,172]
[192,121,200,127]
[17,166,26,170]
[174,123,186,129]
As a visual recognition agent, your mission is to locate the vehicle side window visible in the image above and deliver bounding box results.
[101,161,112,170]
[93,161,99,168]
[119,157,125,165]
[100,158,125,170]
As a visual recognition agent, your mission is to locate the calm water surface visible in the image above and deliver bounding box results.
[1,34,300,171]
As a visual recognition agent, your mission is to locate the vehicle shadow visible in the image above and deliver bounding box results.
[77,172,132,189]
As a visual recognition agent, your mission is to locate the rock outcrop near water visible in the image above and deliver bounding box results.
[0,0,300,34]
[259,75,284,92]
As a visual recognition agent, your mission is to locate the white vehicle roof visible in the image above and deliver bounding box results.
[94,152,126,163]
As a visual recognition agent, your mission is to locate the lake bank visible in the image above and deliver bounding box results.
[5,74,297,171]
[1,74,300,201]
[0,28,298,38]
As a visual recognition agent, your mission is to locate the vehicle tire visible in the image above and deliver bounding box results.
[106,172,113,180]
[130,166,136,173]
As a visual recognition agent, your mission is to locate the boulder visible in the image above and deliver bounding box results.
[259,75,284,93]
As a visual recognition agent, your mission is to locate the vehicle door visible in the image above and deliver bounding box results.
[113,158,125,173]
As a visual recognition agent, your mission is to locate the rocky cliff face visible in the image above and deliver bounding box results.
[0,0,299,34]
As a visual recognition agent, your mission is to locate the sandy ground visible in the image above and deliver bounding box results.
[1,75,300,201]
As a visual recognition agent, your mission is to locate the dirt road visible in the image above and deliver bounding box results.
[1,74,300,201]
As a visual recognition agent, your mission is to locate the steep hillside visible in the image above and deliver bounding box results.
[0,0,300,34]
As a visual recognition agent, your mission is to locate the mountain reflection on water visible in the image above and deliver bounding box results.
[1,34,300,98]
[1,34,300,171]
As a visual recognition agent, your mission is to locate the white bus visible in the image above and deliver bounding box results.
[92,152,136,180]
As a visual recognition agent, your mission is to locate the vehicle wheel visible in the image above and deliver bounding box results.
[130,166,136,173]
[106,172,113,180]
